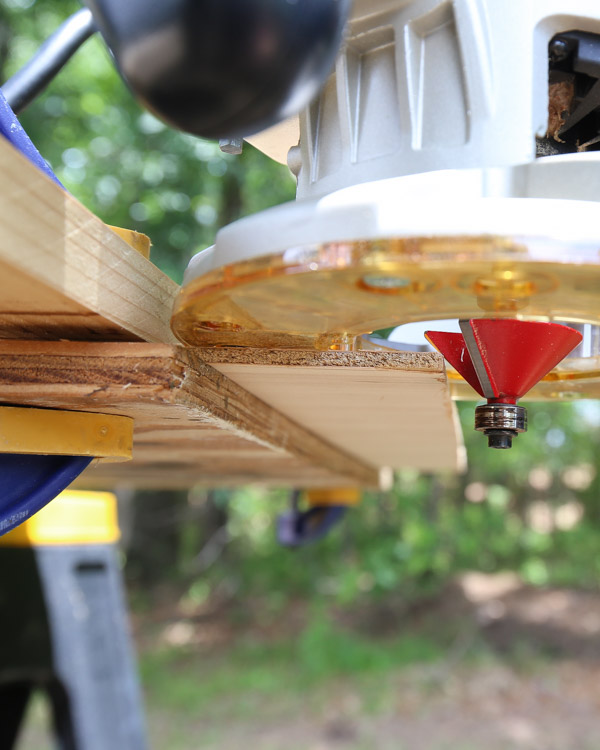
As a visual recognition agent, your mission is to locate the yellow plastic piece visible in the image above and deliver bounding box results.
[0,490,120,547]
[172,235,600,399]
[0,407,132,462]
[109,225,151,259]
[306,488,362,507]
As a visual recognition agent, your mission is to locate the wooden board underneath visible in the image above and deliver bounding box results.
[0,342,462,486]
[0,342,382,488]
[200,348,463,472]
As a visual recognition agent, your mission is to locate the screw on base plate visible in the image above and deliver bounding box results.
[475,403,527,450]
[549,36,573,63]
[219,137,243,155]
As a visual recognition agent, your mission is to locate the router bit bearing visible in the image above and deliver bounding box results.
[475,403,527,449]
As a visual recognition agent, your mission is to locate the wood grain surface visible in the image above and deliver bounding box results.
[0,341,382,488]
[0,137,463,487]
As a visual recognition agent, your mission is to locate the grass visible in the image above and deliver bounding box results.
[15,613,451,749]
[17,621,591,750]
[140,613,446,721]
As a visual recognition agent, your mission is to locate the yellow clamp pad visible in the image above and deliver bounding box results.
[109,225,151,259]
[0,406,132,462]
[306,488,362,507]
[0,490,120,547]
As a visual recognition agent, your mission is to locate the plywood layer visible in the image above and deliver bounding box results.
[0,341,381,488]
[0,136,177,344]
[0,136,463,486]
[199,348,463,472]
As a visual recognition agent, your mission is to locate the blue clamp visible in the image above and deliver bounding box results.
[0,455,92,535]
[0,95,96,535]
[277,490,350,547]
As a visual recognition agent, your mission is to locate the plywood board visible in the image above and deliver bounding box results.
[201,348,464,472]
[0,341,381,488]
[0,136,463,485]
[0,136,178,343]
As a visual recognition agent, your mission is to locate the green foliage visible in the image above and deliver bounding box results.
[296,610,442,679]
[141,620,443,719]
[175,400,600,609]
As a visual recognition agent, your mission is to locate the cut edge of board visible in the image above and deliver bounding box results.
[199,347,445,370]
[0,341,384,488]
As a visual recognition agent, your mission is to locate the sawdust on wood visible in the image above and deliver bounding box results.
[547,78,575,142]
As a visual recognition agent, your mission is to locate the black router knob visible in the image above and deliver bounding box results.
[85,0,351,139]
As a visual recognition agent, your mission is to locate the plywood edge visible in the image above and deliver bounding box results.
[199,347,463,474]
[0,340,171,358]
[176,348,382,486]
[0,341,381,488]
[199,347,445,371]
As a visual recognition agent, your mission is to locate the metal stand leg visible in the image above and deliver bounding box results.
[0,545,147,749]
[0,681,32,748]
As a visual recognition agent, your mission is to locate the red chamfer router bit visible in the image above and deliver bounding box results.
[425,320,582,449]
